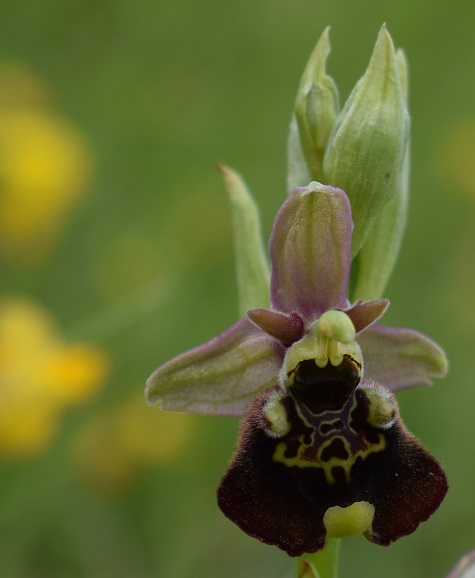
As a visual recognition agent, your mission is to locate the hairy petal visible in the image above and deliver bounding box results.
[358,323,448,391]
[218,388,328,556]
[247,309,305,345]
[365,416,448,547]
[269,183,353,322]
[145,318,284,417]
[345,299,389,334]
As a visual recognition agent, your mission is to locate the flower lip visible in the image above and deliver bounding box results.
[217,377,448,557]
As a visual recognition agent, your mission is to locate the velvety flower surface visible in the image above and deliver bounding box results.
[146,182,448,556]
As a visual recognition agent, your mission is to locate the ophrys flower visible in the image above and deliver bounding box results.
[146,182,447,556]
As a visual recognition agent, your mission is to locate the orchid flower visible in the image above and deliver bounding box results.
[145,181,447,557]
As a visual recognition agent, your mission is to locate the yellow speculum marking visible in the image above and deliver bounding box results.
[272,433,386,485]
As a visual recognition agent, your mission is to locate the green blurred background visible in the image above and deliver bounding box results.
[0,0,474,576]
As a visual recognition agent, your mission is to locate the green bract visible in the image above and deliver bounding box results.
[350,49,410,301]
[289,25,410,299]
[218,163,270,315]
[290,27,339,188]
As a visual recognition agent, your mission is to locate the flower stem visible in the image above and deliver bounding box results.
[297,539,340,578]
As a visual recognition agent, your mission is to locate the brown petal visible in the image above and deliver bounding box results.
[247,309,305,345]
[345,299,389,333]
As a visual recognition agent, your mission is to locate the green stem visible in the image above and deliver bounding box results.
[297,539,340,578]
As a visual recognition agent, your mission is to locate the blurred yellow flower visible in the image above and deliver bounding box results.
[0,62,93,265]
[72,391,194,495]
[0,298,108,458]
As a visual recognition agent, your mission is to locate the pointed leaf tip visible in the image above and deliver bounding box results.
[289,27,339,188]
[218,163,270,315]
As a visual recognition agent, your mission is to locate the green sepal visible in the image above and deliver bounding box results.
[218,163,270,315]
[288,27,339,190]
[350,49,410,301]
[323,25,409,258]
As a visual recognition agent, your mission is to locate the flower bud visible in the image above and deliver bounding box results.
[288,27,339,190]
[322,25,410,257]
[349,48,410,300]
